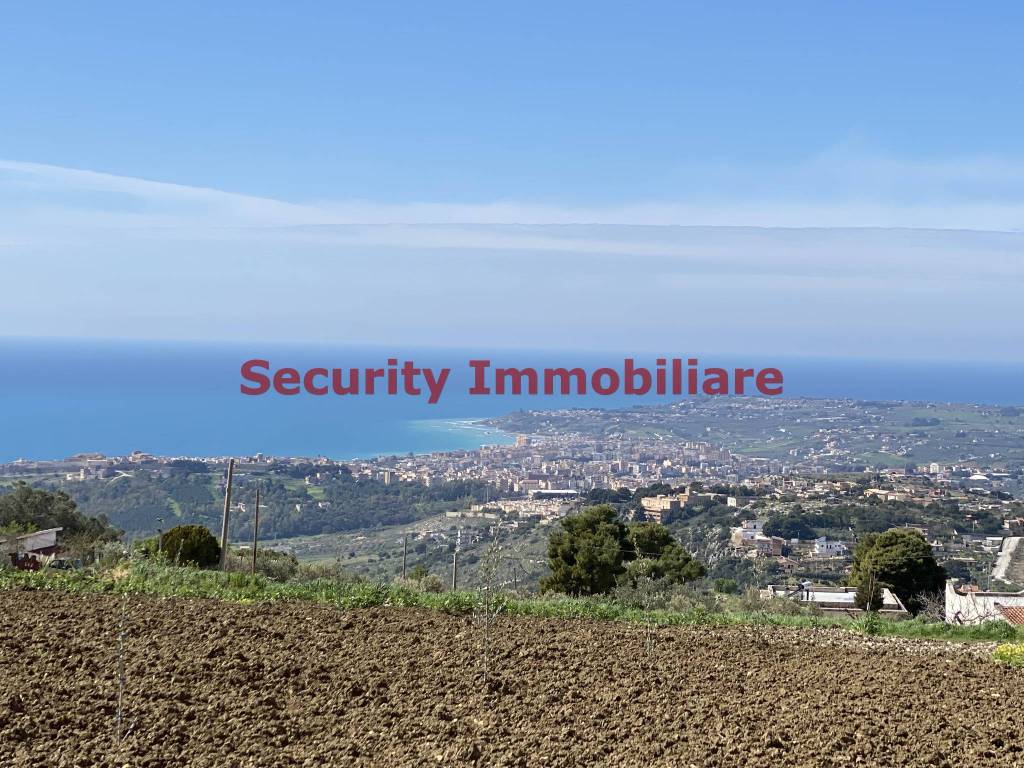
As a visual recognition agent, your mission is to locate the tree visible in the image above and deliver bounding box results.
[850,529,945,613]
[652,543,706,584]
[542,510,705,595]
[159,524,220,567]
[633,483,673,501]
[713,578,739,595]
[628,522,675,558]
[763,514,816,541]
[541,505,633,595]
[0,482,119,543]
[855,575,883,612]
[586,487,633,505]
[408,563,429,581]
[625,522,705,584]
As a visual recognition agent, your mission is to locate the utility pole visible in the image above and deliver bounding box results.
[219,458,235,570]
[402,534,408,579]
[251,485,260,576]
[451,528,461,590]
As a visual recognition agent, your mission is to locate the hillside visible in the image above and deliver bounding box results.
[1,464,493,541]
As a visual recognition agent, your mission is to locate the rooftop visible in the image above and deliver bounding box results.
[998,606,1024,626]
[763,584,908,616]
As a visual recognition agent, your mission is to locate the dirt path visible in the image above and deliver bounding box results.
[993,536,1022,585]
[1,590,1022,767]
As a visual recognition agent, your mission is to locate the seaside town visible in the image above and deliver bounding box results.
[4,397,1023,628]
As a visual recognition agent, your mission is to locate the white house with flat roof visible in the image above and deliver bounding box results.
[762,584,909,619]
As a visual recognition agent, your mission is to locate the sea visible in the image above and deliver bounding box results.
[1,337,1022,463]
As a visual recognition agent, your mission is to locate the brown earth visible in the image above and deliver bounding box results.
[1,590,1022,767]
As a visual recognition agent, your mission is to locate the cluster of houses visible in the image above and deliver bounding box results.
[729,518,850,561]
[468,494,576,522]
[735,518,1024,626]
[760,577,1024,626]
[344,434,740,495]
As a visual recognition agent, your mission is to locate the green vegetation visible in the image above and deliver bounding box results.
[748,497,1007,540]
[849,528,946,613]
[18,462,496,539]
[855,578,884,612]
[0,482,120,557]
[541,505,632,595]
[622,522,706,586]
[713,578,739,594]
[763,513,816,540]
[1,561,1019,645]
[154,524,221,567]
[993,642,1024,667]
[583,482,1013,550]
[252,509,551,589]
[540,505,706,596]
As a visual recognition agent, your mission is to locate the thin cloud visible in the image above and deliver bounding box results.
[2,154,1024,231]
[2,157,1024,293]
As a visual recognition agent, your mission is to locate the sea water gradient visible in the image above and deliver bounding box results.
[0,338,1021,462]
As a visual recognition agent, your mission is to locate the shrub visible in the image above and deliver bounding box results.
[993,643,1024,667]
[160,525,220,567]
[393,573,445,594]
[713,578,739,595]
[221,548,301,580]
[737,586,768,613]
[255,550,300,581]
[294,560,354,583]
[758,597,818,617]
[612,577,669,611]
[857,612,884,636]
[666,585,721,615]
[419,574,445,593]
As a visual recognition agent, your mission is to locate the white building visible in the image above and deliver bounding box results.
[730,519,764,546]
[762,584,909,619]
[945,582,1024,626]
[812,537,849,558]
[730,521,783,556]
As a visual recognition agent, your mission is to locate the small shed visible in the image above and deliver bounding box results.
[1,527,63,570]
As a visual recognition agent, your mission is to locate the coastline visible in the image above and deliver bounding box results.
[399,417,516,453]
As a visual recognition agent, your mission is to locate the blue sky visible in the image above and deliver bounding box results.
[1,2,1023,359]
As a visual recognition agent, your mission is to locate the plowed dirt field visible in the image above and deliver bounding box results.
[1,590,1021,767]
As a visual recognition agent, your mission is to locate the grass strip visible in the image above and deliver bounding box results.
[2,562,1020,645]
